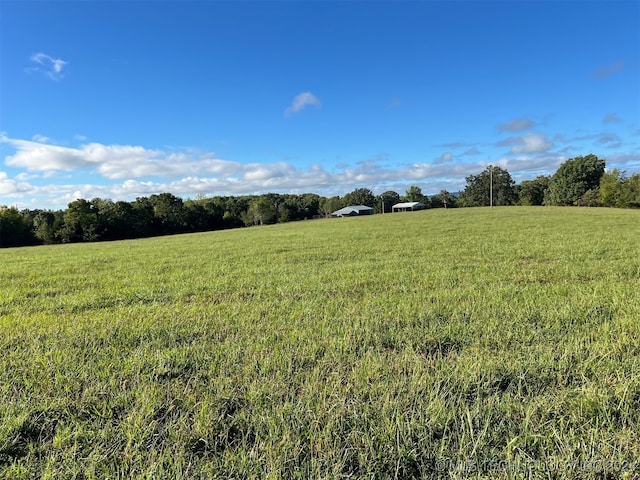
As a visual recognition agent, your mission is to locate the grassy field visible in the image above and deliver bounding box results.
[1,206,639,479]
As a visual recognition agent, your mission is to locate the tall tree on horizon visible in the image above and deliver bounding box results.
[343,188,376,207]
[545,154,606,206]
[404,185,427,204]
[376,191,401,213]
[459,165,517,207]
[519,176,551,206]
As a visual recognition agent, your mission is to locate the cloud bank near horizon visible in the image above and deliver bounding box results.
[2,131,639,210]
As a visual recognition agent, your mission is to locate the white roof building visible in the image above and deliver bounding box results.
[392,202,425,212]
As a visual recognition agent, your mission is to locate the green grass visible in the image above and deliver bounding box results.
[1,206,639,479]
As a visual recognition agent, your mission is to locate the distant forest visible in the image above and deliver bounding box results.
[1,155,638,248]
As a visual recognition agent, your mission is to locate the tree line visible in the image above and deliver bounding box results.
[1,154,638,248]
[0,190,454,248]
[457,154,639,208]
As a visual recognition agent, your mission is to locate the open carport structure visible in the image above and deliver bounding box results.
[392,202,425,212]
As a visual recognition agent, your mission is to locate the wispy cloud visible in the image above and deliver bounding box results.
[438,142,470,149]
[596,134,622,148]
[385,98,402,110]
[284,92,321,117]
[498,117,535,132]
[498,133,554,154]
[31,134,51,143]
[554,129,632,150]
[608,153,640,169]
[433,152,453,164]
[602,113,621,124]
[593,60,624,78]
[27,53,69,81]
[463,147,481,156]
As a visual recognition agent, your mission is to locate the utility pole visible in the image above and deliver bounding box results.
[489,165,493,207]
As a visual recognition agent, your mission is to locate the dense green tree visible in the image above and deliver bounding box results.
[60,199,99,243]
[149,193,187,234]
[459,165,517,207]
[545,154,606,206]
[101,200,148,239]
[130,197,155,237]
[88,198,115,240]
[16,209,40,245]
[519,176,551,206]
[376,191,401,213]
[0,206,30,247]
[202,198,226,229]
[404,185,427,203]
[430,190,458,209]
[32,210,63,244]
[90,198,114,213]
[622,174,640,208]
[266,193,284,213]
[219,196,249,228]
[577,189,599,207]
[597,171,640,209]
[243,196,277,226]
[32,210,54,244]
[343,188,375,207]
[277,197,297,223]
[183,201,210,232]
[185,198,224,231]
[198,197,228,229]
[598,169,626,208]
[319,196,342,217]
[297,193,321,219]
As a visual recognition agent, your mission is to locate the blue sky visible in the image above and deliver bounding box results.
[1,0,639,209]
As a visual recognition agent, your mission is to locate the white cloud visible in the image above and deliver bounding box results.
[0,171,36,197]
[1,136,241,180]
[1,133,632,210]
[28,53,69,81]
[284,92,321,117]
[0,149,574,210]
[499,154,565,177]
[243,163,291,181]
[498,133,554,154]
[4,138,95,171]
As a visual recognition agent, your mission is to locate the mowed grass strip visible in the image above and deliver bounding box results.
[1,207,639,479]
